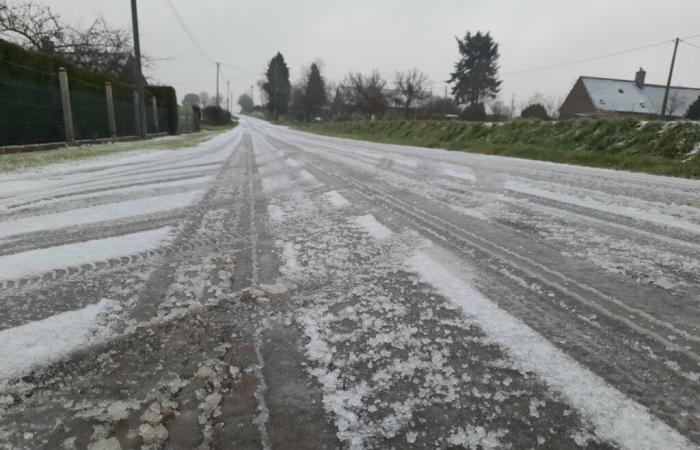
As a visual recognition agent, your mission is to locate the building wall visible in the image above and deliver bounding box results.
[559,78,597,119]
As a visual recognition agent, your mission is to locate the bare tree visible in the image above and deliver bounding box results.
[667,91,686,117]
[487,98,511,120]
[344,70,388,119]
[523,92,561,120]
[0,1,136,79]
[394,69,430,119]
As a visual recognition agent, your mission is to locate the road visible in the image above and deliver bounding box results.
[0,116,698,450]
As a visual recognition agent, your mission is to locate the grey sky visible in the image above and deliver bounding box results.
[49,0,700,110]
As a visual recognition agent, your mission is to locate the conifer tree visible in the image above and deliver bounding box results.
[449,31,502,107]
[263,52,291,120]
[304,63,327,121]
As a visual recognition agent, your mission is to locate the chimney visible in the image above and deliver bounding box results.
[635,67,646,88]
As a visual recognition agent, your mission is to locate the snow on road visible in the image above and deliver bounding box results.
[0,299,117,382]
[408,250,695,450]
[1,116,699,448]
[0,190,201,239]
[249,117,700,448]
[324,190,351,208]
[350,214,393,240]
[0,227,173,281]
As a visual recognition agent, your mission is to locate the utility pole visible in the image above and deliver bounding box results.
[215,62,220,108]
[250,85,254,105]
[130,0,147,138]
[226,80,230,111]
[661,38,680,118]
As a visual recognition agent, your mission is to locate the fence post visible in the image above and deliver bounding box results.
[105,82,117,139]
[152,97,159,133]
[57,67,75,144]
[133,90,142,137]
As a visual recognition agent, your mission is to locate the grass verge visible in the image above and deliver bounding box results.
[0,121,238,173]
[296,119,700,178]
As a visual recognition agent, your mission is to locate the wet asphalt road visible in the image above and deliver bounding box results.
[0,116,698,449]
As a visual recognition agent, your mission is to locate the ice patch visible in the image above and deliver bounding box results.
[323,190,350,209]
[407,250,695,450]
[351,214,392,240]
[0,191,200,238]
[0,227,173,281]
[0,299,117,382]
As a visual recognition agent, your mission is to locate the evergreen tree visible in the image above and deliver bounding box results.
[449,31,502,107]
[304,63,327,121]
[686,96,700,120]
[263,52,291,120]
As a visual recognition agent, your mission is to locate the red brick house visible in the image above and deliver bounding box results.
[559,68,700,119]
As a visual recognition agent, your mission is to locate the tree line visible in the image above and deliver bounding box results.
[236,31,570,122]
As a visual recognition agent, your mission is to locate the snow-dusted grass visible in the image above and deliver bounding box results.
[0,299,117,383]
[0,125,237,173]
[297,119,700,178]
[407,250,695,450]
[0,190,201,238]
[0,227,173,281]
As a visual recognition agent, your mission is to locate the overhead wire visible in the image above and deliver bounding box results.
[164,0,259,76]
[502,39,674,76]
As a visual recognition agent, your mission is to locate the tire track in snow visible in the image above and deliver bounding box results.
[408,250,696,450]
[287,142,700,354]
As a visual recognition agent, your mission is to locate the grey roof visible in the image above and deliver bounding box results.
[581,76,700,117]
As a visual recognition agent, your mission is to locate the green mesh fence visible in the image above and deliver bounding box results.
[0,38,177,147]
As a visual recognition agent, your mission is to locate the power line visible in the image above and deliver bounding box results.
[164,0,258,76]
[165,0,214,64]
[502,39,673,76]
[681,39,700,52]
[641,41,673,66]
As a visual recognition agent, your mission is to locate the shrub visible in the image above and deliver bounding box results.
[202,106,232,125]
[460,103,486,121]
[521,103,550,120]
[686,96,700,120]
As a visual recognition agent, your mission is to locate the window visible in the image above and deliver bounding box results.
[640,102,646,108]
[618,88,624,94]
[599,99,606,105]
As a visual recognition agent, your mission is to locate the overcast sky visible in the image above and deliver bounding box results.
[49,0,700,110]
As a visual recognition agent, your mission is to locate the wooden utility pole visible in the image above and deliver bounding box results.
[105,82,117,138]
[130,0,147,138]
[661,38,680,118]
[216,62,220,107]
[57,67,75,143]
[226,80,230,111]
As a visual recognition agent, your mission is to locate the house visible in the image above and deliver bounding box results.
[559,68,700,119]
